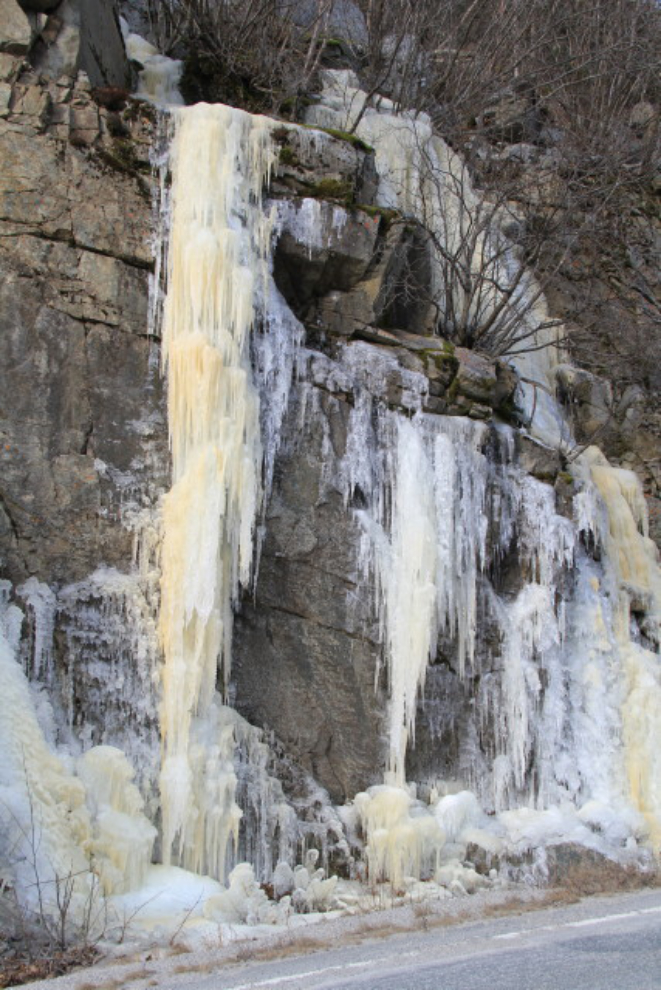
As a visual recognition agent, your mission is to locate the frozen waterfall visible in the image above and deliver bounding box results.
[1,64,660,940]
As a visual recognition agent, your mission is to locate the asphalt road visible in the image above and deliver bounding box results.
[163,889,661,990]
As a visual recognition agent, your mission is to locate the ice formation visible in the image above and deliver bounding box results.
[295,323,661,879]
[2,57,661,941]
[156,102,285,876]
[0,586,155,904]
[122,24,184,108]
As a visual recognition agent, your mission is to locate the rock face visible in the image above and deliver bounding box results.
[0,63,164,588]
[0,60,532,807]
[290,0,368,49]
[233,389,385,804]
[0,0,33,55]
[0,61,165,789]
[1,0,131,88]
[2,27,659,875]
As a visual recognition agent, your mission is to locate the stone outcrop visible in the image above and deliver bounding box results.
[291,0,368,50]
[0,62,164,589]
[233,389,385,804]
[0,58,532,809]
[1,0,131,88]
[0,0,34,55]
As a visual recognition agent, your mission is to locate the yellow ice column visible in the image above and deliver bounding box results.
[158,103,277,871]
[585,448,661,847]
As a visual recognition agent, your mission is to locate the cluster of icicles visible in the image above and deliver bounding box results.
[1,63,660,940]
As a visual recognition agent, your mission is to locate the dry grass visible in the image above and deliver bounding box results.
[552,860,661,898]
[0,946,99,989]
[63,964,156,990]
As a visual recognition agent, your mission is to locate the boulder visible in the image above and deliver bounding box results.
[556,363,613,442]
[478,83,544,144]
[629,101,656,133]
[0,0,33,54]
[517,434,561,483]
[311,223,436,340]
[32,0,131,87]
[290,0,368,49]
[452,347,499,405]
[272,122,377,206]
[274,199,380,316]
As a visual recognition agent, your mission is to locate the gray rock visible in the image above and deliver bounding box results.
[518,434,561,483]
[233,389,386,803]
[290,0,367,49]
[274,201,380,318]
[478,84,543,144]
[32,0,131,87]
[629,101,656,132]
[0,69,164,589]
[556,363,613,442]
[272,123,377,207]
[452,347,499,404]
[0,52,21,81]
[312,223,436,340]
[79,0,130,87]
[0,0,33,54]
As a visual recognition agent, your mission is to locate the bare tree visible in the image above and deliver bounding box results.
[141,0,335,113]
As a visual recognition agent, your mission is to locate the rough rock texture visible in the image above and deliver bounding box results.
[0,0,34,55]
[291,0,367,49]
[1,0,131,88]
[272,123,378,205]
[233,389,385,804]
[0,63,167,794]
[0,64,165,589]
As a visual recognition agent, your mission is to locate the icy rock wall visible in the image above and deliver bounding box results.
[305,69,568,448]
[253,329,661,873]
[2,53,661,906]
[0,585,156,902]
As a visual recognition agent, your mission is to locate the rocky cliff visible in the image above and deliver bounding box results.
[0,0,660,936]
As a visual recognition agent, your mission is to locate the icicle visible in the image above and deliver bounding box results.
[0,590,155,904]
[352,411,488,783]
[157,103,279,875]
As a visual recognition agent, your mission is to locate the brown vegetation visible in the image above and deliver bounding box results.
[143,0,660,378]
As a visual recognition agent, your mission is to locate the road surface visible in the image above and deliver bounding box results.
[160,889,661,990]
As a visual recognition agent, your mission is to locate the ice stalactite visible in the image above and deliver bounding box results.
[301,345,492,878]
[0,583,90,897]
[354,786,445,890]
[57,566,162,803]
[369,415,489,785]
[156,102,303,879]
[301,70,661,870]
[316,344,489,786]
[302,322,661,875]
